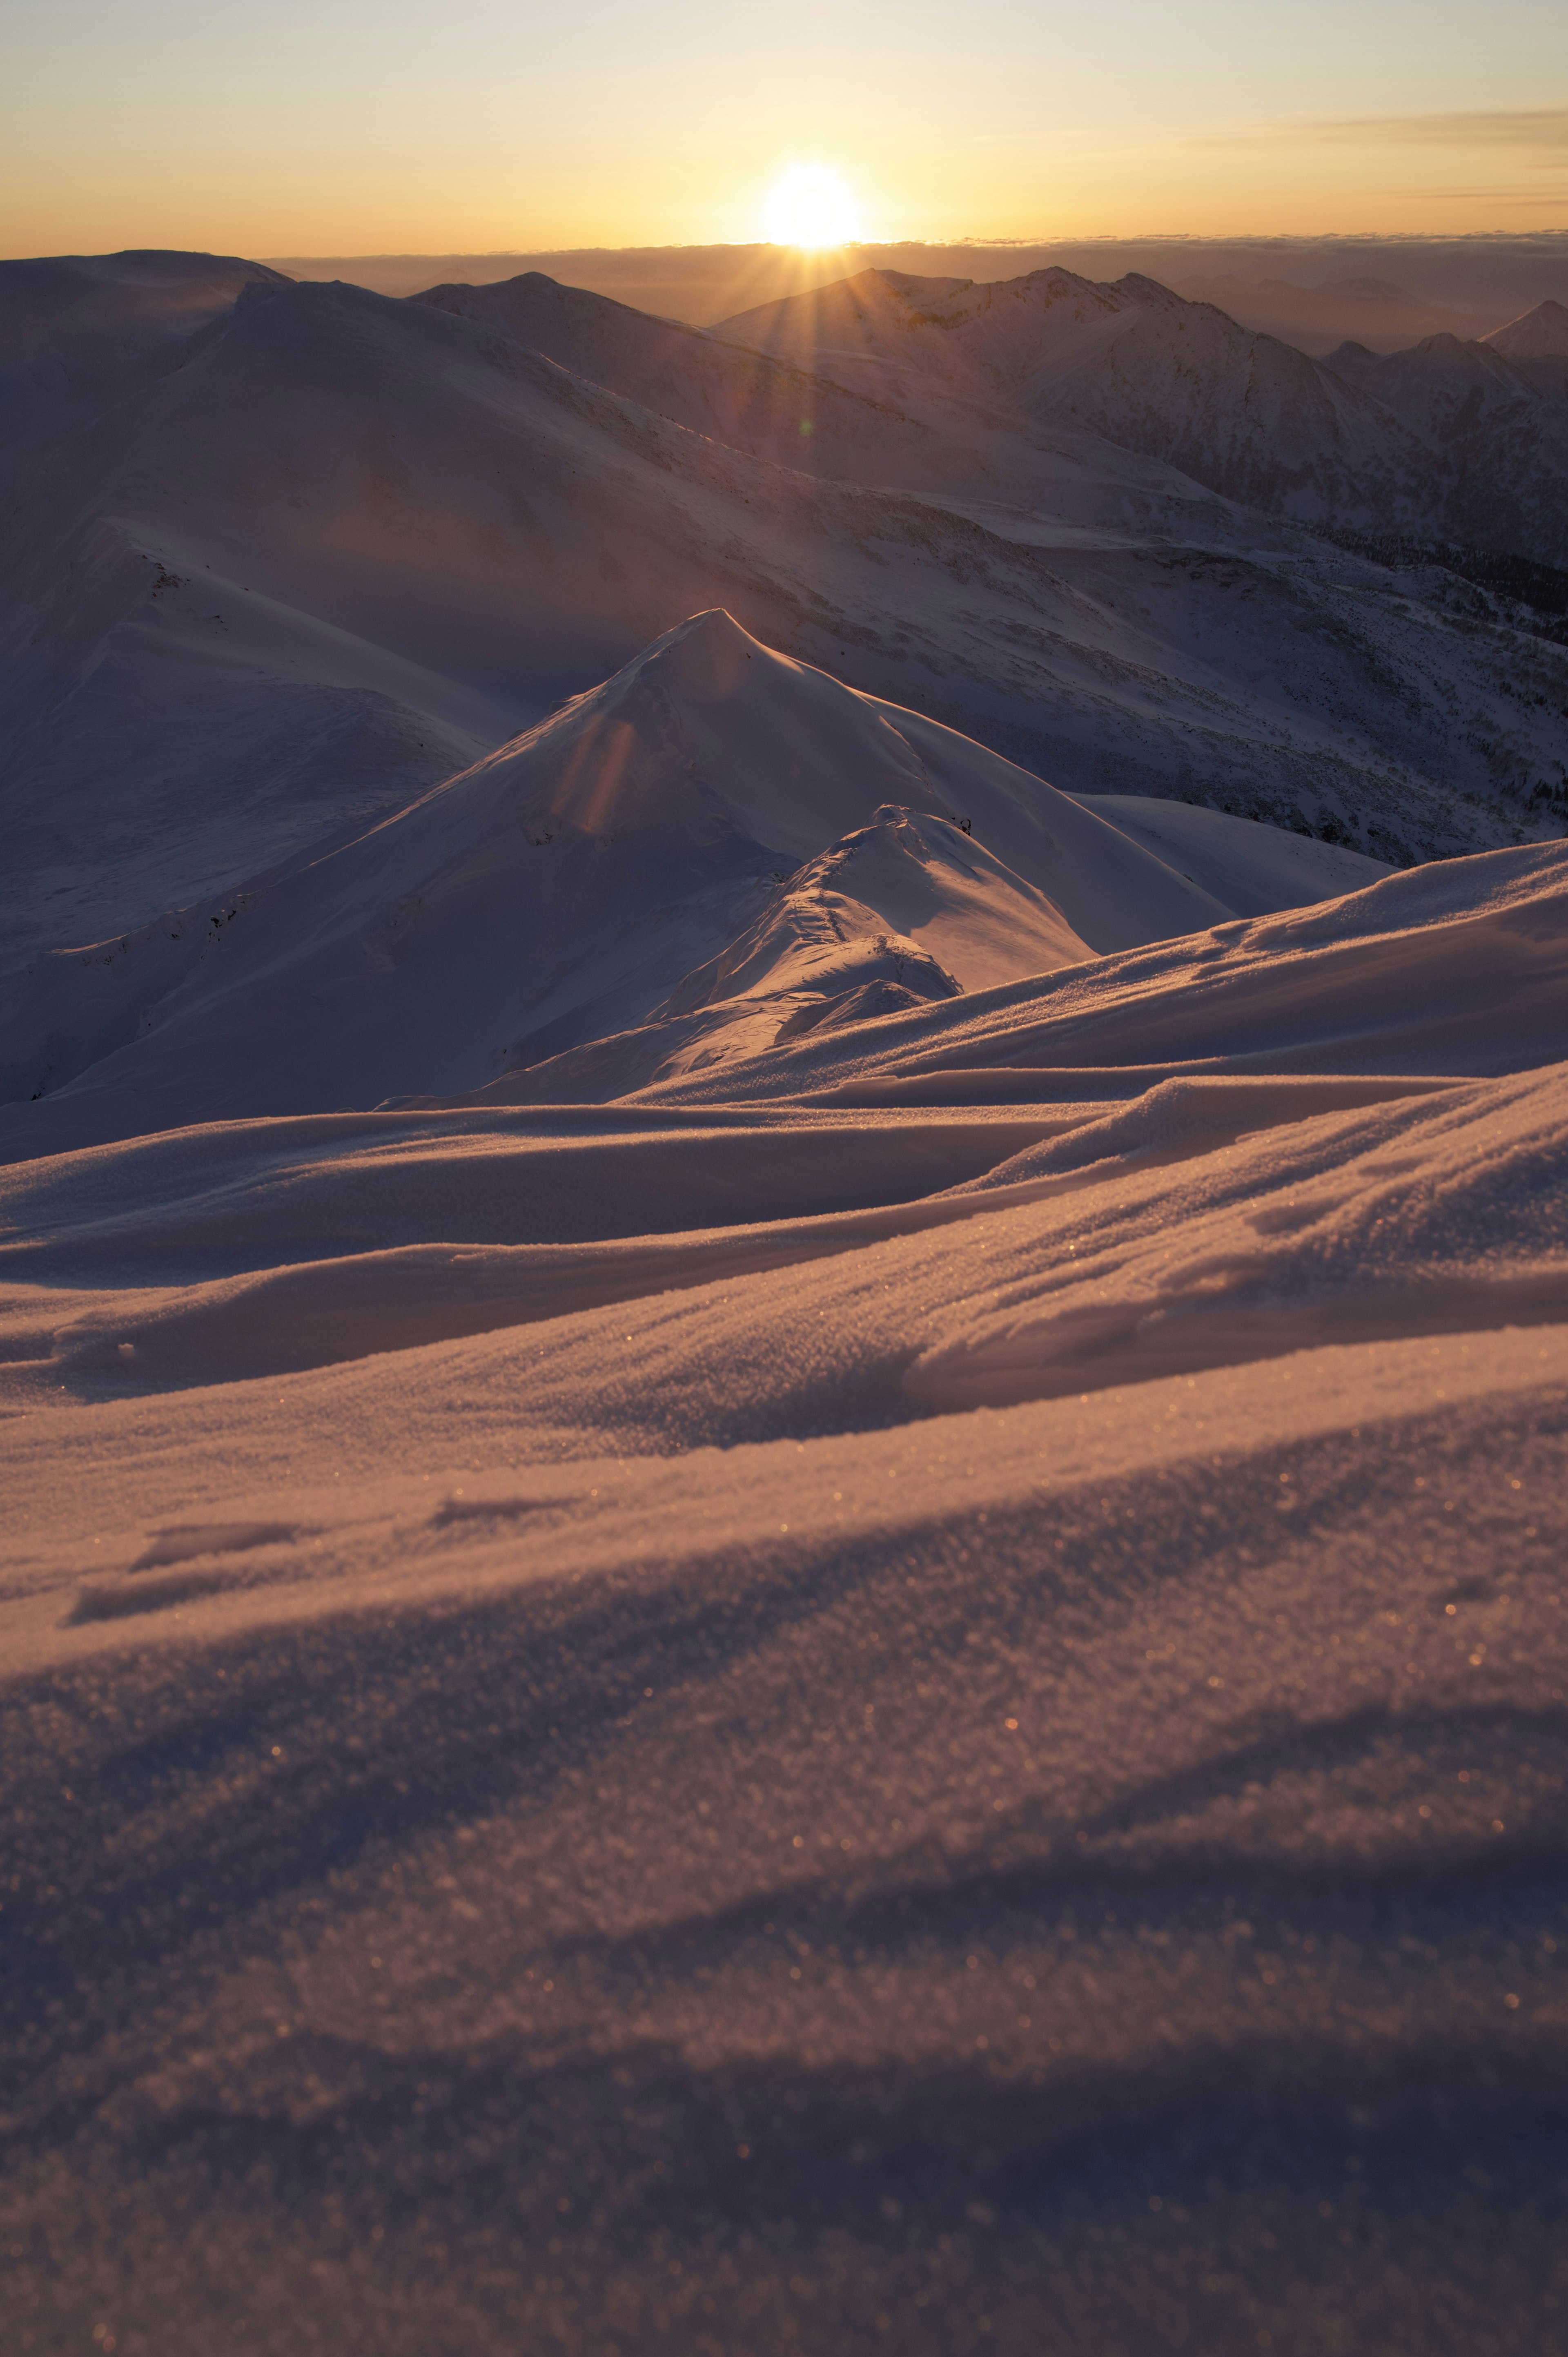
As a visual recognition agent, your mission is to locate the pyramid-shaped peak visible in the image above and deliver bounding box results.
[1485,299,1568,360]
[662,606,757,649]
[640,607,768,694]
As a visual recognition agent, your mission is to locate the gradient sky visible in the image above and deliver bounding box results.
[2,0,1566,258]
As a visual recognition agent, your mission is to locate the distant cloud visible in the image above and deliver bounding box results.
[1194,106,1568,153]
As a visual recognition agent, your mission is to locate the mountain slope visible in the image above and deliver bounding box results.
[717,266,1433,531]
[1484,297,1568,394]
[0,246,291,444]
[720,265,1568,568]
[0,613,1407,1159]
[408,270,976,490]
[4,252,1565,977]
[0,612,1242,1157]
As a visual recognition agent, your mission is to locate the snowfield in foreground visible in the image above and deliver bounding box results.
[3,696,1567,2350]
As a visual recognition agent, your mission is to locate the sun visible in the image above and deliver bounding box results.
[764,166,860,250]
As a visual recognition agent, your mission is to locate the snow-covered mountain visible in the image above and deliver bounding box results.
[717,265,1435,531]
[1321,307,1568,557]
[2,249,1564,986]
[409,270,973,488]
[1486,296,1568,392]
[7,261,1568,2357]
[0,246,290,444]
[3,612,1392,1158]
[720,266,1568,568]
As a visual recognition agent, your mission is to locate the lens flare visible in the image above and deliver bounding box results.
[764,166,860,249]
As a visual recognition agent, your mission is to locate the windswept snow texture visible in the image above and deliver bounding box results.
[3,240,1568,2348]
[3,653,1568,2357]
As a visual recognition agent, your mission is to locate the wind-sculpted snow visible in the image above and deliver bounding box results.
[3,1032,1567,2350]
[3,320,1568,2354]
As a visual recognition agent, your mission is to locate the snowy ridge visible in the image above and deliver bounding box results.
[4,805,1568,2343]
[5,268,1568,2356]
[4,248,1568,977]
[720,264,1568,566]
[5,611,1368,1158]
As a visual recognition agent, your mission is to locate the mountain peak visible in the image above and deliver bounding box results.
[641,607,765,696]
[1484,299,1568,361]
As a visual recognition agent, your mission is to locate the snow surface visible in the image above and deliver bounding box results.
[3,630,1567,2344]
[4,254,1568,2350]
[4,612,1390,1157]
[717,265,1568,569]
[4,248,1567,977]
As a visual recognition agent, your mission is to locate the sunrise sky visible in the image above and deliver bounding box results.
[2,0,1566,258]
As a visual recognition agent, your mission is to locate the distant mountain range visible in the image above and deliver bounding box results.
[2,246,1565,1010]
[715,265,1568,566]
[1173,273,1478,355]
[261,233,1568,334]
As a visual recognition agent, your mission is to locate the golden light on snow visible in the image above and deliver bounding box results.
[764,166,860,249]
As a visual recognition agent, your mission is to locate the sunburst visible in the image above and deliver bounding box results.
[764,166,860,249]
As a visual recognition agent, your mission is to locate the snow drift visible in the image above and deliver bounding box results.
[4,803,1567,2348]
[5,267,1568,2357]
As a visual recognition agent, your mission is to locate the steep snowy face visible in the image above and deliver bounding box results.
[0,613,1236,1149]
[719,264,1568,562]
[1325,331,1549,434]
[1485,299,1568,364]
[1320,326,1568,553]
[1477,299,1568,406]
[408,270,954,486]
[718,265,1433,530]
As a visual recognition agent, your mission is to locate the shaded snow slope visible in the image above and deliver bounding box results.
[1066,792,1389,914]
[2,614,1422,1159]
[2,810,1566,2349]
[0,247,290,444]
[720,265,1568,568]
[4,254,1567,966]
[409,270,977,490]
